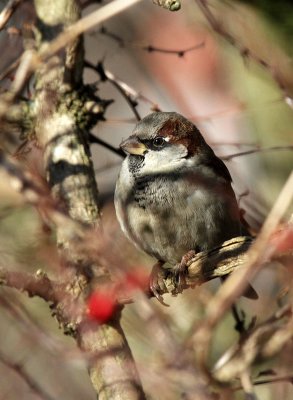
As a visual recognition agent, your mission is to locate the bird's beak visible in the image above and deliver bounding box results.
[120,136,147,155]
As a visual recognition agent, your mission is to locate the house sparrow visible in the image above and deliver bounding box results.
[115,112,254,302]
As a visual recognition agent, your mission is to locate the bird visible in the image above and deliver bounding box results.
[115,112,255,303]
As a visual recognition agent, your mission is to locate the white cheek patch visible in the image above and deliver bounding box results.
[141,143,189,174]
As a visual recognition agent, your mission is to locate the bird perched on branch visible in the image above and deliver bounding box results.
[115,112,256,303]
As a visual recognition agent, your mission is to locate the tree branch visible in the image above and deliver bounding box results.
[222,145,293,161]
[214,305,292,383]
[118,233,292,305]
[193,171,293,380]
[152,0,181,11]
[195,0,293,101]
[0,266,63,303]
[85,60,142,121]
[0,349,56,400]
[0,0,22,31]
[31,1,147,399]
[98,25,204,57]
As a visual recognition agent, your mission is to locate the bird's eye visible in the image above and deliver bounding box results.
[152,136,166,147]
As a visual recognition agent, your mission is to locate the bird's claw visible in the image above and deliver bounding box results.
[172,250,196,294]
[149,261,169,307]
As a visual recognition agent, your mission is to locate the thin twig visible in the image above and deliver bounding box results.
[222,145,293,161]
[0,0,22,31]
[0,50,36,122]
[240,371,258,400]
[0,149,86,235]
[89,132,125,157]
[99,25,204,57]
[38,0,143,63]
[130,292,215,400]
[85,60,142,121]
[0,0,143,115]
[86,61,160,111]
[142,42,205,57]
[233,374,293,392]
[195,0,292,101]
[213,305,292,383]
[9,49,36,95]
[250,375,293,387]
[0,56,21,82]
[0,291,68,355]
[0,350,56,400]
[194,171,293,378]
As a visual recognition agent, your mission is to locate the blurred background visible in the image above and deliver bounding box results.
[0,0,292,399]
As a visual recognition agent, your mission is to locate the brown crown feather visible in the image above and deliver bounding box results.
[158,117,204,157]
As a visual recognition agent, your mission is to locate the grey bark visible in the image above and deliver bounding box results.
[32,1,146,398]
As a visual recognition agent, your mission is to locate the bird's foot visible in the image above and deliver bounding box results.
[172,250,196,294]
[149,261,169,306]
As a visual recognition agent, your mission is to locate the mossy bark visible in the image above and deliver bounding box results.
[32,1,146,398]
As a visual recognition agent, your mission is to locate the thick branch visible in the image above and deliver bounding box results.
[32,1,146,399]
[34,0,100,229]
[78,319,146,400]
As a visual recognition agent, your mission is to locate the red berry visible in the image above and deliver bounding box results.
[87,291,116,323]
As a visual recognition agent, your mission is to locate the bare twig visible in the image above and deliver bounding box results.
[240,371,258,400]
[87,61,161,111]
[9,49,36,96]
[0,49,36,122]
[248,375,293,387]
[195,0,293,100]
[85,60,142,121]
[89,132,125,157]
[85,60,163,128]
[0,350,56,400]
[142,42,204,57]
[194,171,293,378]
[0,149,85,235]
[231,373,293,393]
[0,266,64,303]
[0,55,21,82]
[99,25,204,57]
[0,0,143,119]
[130,292,215,400]
[38,0,143,63]
[0,0,22,31]
[118,234,292,304]
[222,145,293,161]
[213,305,293,383]
[0,291,71,356]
